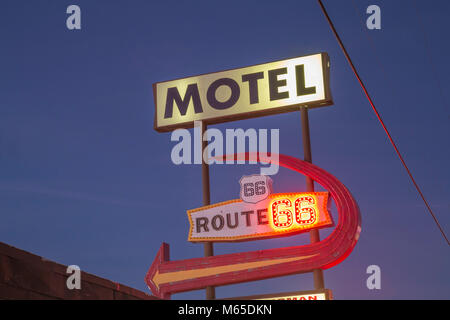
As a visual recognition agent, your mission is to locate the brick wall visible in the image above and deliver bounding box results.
[0,242,156,300]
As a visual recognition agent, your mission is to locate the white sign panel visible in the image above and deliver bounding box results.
[187,192,333,242]
[154,52,332,131]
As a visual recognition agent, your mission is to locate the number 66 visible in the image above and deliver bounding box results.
[271,196,317,229]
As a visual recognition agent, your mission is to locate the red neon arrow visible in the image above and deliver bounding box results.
[145,153,361,299]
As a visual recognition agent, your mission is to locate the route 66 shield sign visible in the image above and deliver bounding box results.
[239,175,273,204]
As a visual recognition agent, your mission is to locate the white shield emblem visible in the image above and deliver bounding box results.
[239,175,273,204]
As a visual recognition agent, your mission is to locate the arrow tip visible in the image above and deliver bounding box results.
[145,242,170,299]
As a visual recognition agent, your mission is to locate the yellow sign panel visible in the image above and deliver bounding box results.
[154,53,332,131]
[225,289,332,300]
[258,292,328,300]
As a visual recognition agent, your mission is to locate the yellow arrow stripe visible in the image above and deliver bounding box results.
[153,254,318,289]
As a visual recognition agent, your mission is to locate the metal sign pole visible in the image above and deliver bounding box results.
[300,106,325,290]
[200,121,216,300]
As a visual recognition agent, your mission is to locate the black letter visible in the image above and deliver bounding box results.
[241,211,254,227]
[268,67,289,101]
[165,84,203,119]
[211,215,225,231]
[257,209,268,225]
[296,64,316,96]
[207,78,240,110]
[226,212,239,229]
[196,217,209,233]
[242,72,264,104]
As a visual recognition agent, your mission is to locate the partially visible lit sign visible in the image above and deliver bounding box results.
[224,289,332,300]
[187,192,333,242]
[154,52,332,132]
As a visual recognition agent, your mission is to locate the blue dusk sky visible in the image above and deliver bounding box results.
[0,0,449,299]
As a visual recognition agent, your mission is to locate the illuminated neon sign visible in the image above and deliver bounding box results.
[187,192,333,242]
[270,194,319,229]
[146,153,361,298]
[225,289,332,301]
[153,53,332,132]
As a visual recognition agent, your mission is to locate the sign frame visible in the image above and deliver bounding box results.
[187,192,334,243]
[153,52,332,132]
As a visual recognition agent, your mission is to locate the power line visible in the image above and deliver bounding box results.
[316,0,449,246]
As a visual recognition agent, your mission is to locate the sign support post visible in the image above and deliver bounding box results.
[200,121,216,300]
[300,106,325,290]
